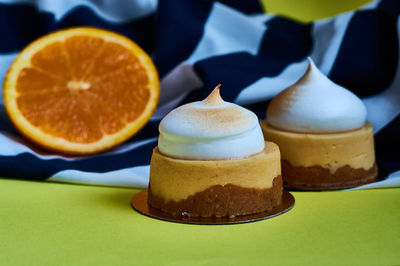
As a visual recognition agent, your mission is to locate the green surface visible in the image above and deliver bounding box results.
[1,178,399,265]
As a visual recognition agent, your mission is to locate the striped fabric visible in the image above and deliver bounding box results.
[0,0,399,189]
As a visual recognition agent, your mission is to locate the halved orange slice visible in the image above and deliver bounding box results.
[3,27,159,154]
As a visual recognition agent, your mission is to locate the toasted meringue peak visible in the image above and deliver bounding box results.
[159,85,265,159]
[267,58,367,133]
[202,84,224,106]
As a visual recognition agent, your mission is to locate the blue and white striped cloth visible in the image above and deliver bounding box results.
[1,0,399,189]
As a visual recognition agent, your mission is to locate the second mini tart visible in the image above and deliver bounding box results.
[261,58,378,189]
[261,122,377,189]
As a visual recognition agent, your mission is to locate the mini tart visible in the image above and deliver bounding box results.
[148,141,282,217]
[260,122,378,189]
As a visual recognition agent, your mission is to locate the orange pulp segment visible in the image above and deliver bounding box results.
[3,27,159,154]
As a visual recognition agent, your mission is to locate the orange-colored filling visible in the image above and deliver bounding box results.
[149,142,281,202]
[15,36,150,143]
[261,121,375,173]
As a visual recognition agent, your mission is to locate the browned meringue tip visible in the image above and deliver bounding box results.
[267,58,313,118]
[203,84,225,106]
[291,57,313,86]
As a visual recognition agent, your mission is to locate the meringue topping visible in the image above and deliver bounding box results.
[267,58,367,133]
[159,85,265,159]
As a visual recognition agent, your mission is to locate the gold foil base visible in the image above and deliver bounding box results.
[131,189,295,225]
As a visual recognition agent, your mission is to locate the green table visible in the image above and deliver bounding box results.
[1,179,399,265]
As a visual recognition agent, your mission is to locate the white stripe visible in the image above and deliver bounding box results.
[157,1,267,113]
[360,0,380,10]
[235,59,309,105]
[363,17,400,133]
[152,84,192,121]
[48,165,149,188]
[348,170,400,190]
[235,9,354,106]
[310,12,354,75]
[250,13,275,24]
[0,0,157,23]
[187,2,266,63]
[310,0,381,74]
[158,63,203,109]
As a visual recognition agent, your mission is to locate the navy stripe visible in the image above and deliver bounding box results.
[329,10,398,97]
[154,0,264,77]
[0,112,17,134]
[375,114,400,172]
[238,99,271,120]
[154,0,212,77]
[193,52,270,102]
[0,139,156,180]
[187,19,312,103]
[260,18,313,62]
[218,0,264,14]
[0,3,155,54]
[127,120,159,142]
[377,0,400,16]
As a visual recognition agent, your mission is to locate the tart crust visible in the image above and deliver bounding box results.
[261,121,377,189]
[148,142,282,217]
[282,160,378,189]
[149,176,282,217]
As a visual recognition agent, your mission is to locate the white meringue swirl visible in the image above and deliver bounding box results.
[159,85,265,159]
[267,58,367,133]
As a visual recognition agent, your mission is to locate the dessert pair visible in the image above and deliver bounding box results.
[148,59,378,218]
